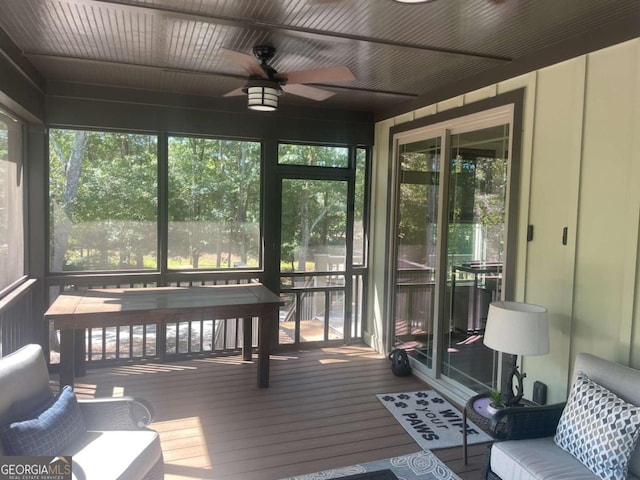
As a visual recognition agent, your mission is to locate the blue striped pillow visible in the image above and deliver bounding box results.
[1,386,86,456]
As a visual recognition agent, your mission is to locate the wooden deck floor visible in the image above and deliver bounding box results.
[65,345,487,480]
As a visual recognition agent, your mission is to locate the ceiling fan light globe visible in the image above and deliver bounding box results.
[247,85,280,111]
[249,103,276,112]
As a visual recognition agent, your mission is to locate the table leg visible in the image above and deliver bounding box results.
[243,317,253,361]
[450,268,456,331]
[470,274,478,331]
[75,330,86,377]
[257,309,274,388]
[462,407,468,465]
[59,329,76,389]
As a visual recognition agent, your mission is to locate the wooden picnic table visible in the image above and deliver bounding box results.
[44,283,284,388]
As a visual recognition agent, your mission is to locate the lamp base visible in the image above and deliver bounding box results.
[504,361,525,406]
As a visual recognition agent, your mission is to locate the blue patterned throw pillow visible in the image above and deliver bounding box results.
[554,372,640,480]
[1,385,86,456]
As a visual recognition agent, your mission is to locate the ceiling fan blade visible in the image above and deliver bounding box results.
[277,66,355,85]
[220,48,267,78]
[223,87,245,97]
[282,84,335,101]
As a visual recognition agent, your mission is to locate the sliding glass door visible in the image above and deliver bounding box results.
[393,135,441,369]
[441,124,510,391]
[390,106,516,396]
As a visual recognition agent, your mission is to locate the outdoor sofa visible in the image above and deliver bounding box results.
[482,352,640,480]
[0,344,164,480]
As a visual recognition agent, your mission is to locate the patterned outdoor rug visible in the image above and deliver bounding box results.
[278,450,461,480]
[377,391,491,450]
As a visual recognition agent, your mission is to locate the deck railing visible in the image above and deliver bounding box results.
[395,268,436,340]
[45,270,366,367]
[279,269,366,344]
[0,279,39,357]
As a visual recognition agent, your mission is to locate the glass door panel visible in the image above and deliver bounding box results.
[393,136,441,368]
[441,124,510,391]
[279,178,348,343]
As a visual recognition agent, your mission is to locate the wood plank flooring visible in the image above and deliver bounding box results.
[63,345,487,480]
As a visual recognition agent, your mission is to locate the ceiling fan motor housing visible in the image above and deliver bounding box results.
[252,45,276,63]
[241,78,283,95]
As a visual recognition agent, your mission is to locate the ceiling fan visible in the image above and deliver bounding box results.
[223,45,355,111]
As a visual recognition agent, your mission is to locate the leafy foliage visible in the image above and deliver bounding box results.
[167,136,261,268]
[279,144,349,271]
[49,129,158,271]
[49,132,360,273]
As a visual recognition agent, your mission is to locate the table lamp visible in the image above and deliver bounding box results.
[483,301,549,406]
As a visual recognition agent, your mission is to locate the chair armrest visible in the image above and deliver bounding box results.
[78,397,155,430]
[488,402,566,441]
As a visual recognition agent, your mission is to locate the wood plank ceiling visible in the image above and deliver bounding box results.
[0,0,639,117]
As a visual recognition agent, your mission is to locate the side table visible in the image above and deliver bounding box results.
[462,393,538,464]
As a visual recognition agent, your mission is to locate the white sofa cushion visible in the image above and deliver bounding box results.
[62,430,162,480]
[554,373,640,480]
[492,437,623,480]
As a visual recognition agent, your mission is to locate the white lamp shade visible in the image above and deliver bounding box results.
[484,301,549,356]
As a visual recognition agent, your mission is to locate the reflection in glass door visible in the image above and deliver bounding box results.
[442,124,509,391]
[393,136,441,368]
[391,107,515,396]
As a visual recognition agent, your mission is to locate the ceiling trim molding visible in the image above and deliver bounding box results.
[25,52,248,81]
[45,80,374,124]
[0,28,45,94]
[26,52,419,100]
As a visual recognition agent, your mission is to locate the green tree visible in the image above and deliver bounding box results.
[49,130,88,271]
[168,137,261,268]
[279,145,347,272]
[49,130,157,271]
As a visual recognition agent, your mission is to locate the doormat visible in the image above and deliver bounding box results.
[278,450,461,480]
[377,391,491,450]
